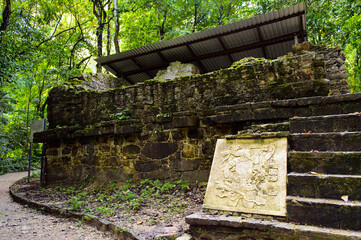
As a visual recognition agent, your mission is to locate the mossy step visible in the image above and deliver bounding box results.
[288,151,361,175]
[34,120,142,142]
[290,113,361,133]
[186,212,361,239]
[238,122,290,134]
[287,196,361,230]
[289,132,361,151]
[203,93,361,125]
[287,173,361,200]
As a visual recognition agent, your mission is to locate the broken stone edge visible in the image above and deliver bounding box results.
[225,131,290,139]
[9,178,144,240]
[186,213,361,239]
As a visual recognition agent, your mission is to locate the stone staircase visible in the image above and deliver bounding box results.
[287,113,361,231]
[187,110,361,239]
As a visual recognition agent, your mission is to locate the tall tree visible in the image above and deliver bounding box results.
[0,0,11,33]
[90,0,110,73]
[113,0,120,53]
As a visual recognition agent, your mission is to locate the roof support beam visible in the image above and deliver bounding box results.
[256,27,268,58]
[131,58,153,78]
[299,15,305,42]
[186,44,207,72]
[122,30,306,77]
[157,51,168,62]
[217,37,234,64]
[106,64,135,85]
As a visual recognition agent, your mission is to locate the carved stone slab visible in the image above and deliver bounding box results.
[203,137,287,216]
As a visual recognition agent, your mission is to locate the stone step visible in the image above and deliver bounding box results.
[290,113,361,133]
[238,121,290,134]
[186,212,361,239]
[203,93,361,125]
[287,196,361,230]
[288,151,361,175]
[289,132,361,151]
[287,173,361,200]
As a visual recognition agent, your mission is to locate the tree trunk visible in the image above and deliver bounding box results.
[192,1,198,33]
[106,3,111,56]
[92,0,108,73]
[0,0,11,32]
[22,85,32,157]
[96,23,103,73]
[113,0,120,53]
[158,8,167,40]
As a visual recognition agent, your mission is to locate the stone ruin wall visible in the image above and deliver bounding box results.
[35,43,350,184]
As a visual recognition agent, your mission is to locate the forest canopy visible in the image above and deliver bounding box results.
[0,0,360,174]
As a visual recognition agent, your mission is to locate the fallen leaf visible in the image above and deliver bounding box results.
[137,221,143,225]
[341,195,348,202]
[352,112,360,114]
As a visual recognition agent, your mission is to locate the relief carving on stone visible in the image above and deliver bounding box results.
[203,138,287,216]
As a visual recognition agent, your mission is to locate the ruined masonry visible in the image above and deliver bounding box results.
[35,42,361,238]
[34,42,349,184]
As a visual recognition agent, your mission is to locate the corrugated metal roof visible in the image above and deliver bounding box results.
[96,3,307,85]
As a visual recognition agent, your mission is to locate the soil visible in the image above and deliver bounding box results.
[0,172,116,240]
[9,175,207,240]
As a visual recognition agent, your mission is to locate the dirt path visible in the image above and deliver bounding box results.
[0,172,116,240]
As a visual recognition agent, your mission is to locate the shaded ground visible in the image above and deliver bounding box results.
[0,172,116,240]
[11,175,206,239]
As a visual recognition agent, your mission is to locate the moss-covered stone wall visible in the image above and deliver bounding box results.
[35,43,350,184]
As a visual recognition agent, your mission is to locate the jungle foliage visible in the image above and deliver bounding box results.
[0,0,360,174]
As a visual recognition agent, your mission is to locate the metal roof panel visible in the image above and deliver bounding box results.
[97,3,306,84]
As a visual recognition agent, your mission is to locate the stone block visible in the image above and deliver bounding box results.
[122,145,140,155]
[181,170,209,182]
[287,173,361,200]
[203,137,288,216]
[288,152,361,175]
[134,160,159,172]
[141,142,178,159]
[287,196,361,230]
[182,143,199,158]
[171,158,200,172]
[173,115,199,128]
[289,132,361,152]
[153,61,200,81]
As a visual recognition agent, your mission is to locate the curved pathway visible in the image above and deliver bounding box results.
[0,172,116,240]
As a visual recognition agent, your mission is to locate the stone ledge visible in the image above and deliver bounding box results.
[287,196,361,230]
[225,131,290,139]
[288,151,361,175]
[34,120,142,142]
[212,93,361,114]
[287,173,361,200]
[9,178,144,240]
[186,212,361,240]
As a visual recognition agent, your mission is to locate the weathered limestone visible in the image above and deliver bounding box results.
[203,137,287,216]
[186,213,361,240]
[187,110,361,238]
[45,43,348,129]
[153,61,200,81]
[34,43,351,184]
[69,73,126,91]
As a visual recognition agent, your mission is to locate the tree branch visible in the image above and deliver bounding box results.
[77,55,92,69]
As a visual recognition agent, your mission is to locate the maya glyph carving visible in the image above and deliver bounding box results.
[203,138,287,216]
